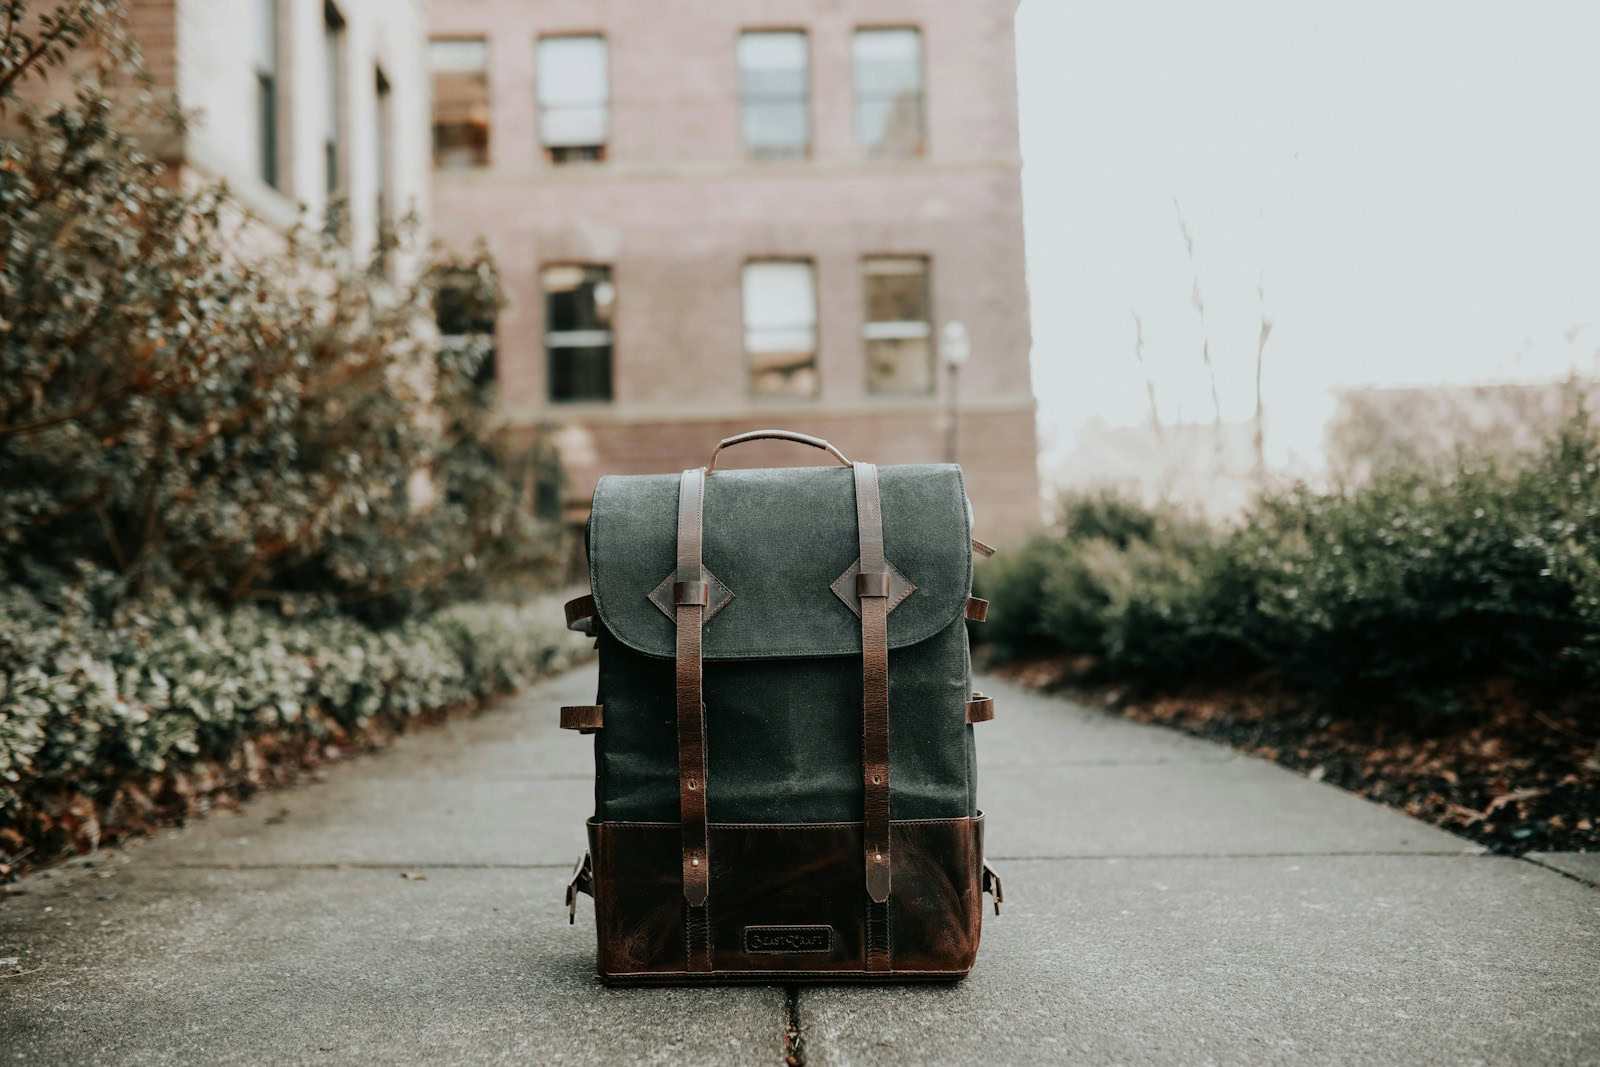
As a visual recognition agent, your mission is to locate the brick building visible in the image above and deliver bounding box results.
[428,0,1040,536]
[127,0,431,264]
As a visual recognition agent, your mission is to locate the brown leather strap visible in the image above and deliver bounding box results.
[559,705,604,732]
[674,467,712,970]
[971,537,996,558]
[852,461,893,971]
[964,596,989,622]
[564,593,597,636]
[965,695,995,724]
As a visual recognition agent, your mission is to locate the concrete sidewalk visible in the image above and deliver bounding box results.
[2,666,1597,1065]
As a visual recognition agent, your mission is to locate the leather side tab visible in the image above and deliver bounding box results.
[964,597,988,622]
[560,704,605,732]
[965,695,995,724]
[971,537,996,558]
[564,593,597,636]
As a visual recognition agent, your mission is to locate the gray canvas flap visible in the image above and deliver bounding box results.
[587,463,972,661]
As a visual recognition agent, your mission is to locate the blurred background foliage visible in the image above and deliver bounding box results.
[0,7,557,621]
[0,2,574,854]
[980,410,1600,719]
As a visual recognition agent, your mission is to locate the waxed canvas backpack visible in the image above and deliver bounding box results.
[560,430,1002,984]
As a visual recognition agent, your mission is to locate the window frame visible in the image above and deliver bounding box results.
[861,254,935,396]
[429,36,492,170]
[373,65,394,274]
[851,25,928,160]
[255,0,281,190]
[436,269,499,389]
[323,2,347,198]
[536,33,611,164]
[541,262,616,404]
[736,28,812,161]
[742,257,821,400]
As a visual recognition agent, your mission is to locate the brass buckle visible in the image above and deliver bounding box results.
[564,849,594,925]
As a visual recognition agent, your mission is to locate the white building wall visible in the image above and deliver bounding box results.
[170,0,431,266]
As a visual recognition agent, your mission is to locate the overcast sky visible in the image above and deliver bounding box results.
[1014,0,1600,474]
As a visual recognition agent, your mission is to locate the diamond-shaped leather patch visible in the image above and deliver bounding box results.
[830,559,917,617]
[648,568,735,624]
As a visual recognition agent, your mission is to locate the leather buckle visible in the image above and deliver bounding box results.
[565,849,594,924]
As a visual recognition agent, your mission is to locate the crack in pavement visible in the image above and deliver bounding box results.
[782,985,805,1067]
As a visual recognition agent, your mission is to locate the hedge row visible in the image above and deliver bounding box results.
[0,580,592,822]
[979,414,1600,714]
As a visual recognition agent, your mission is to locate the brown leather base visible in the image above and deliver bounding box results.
[596,968,972,987]
[586,814,985,985]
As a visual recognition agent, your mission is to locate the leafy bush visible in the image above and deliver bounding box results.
[982,413,1600,714]
[0,577,592,826]
[0,6,585,869]
[0,2,561,620]
[977,492,1218,665]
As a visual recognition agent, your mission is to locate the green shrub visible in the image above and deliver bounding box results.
[980,413,1600,714]
[0,577,592,818]
[0,2,562,621]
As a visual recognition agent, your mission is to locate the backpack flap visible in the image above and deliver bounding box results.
[585,463,972,659]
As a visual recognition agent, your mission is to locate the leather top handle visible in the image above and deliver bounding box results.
[707,429,852,472]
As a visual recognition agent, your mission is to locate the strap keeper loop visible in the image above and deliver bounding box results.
[856,571,891,599]
[673,580,709,606]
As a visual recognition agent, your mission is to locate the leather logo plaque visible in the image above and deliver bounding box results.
[743,925,833,954]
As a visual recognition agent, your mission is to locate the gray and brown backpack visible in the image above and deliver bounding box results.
[561,430,1001,984]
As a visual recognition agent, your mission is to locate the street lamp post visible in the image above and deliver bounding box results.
[940,320,971,464]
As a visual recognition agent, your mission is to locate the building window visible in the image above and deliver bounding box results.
[852,28,925,159]
[374,67,393,270]
[254,0,280,188]
[743,260,818,398]
[431,38,490,169]
[538,35,608,164]
[543,265,614,402]
[437,271,498,388]
[863,257,933,394]
[738,31,809,160]
[323,3,346,196]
